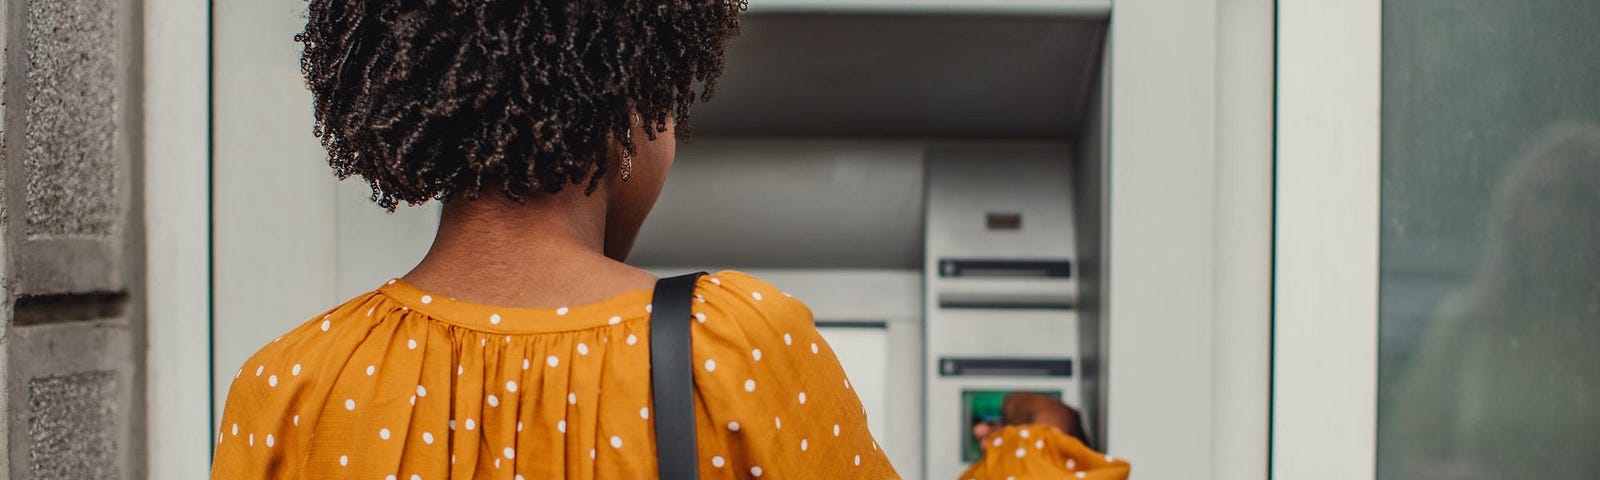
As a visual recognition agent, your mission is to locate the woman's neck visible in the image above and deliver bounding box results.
[399,191,656,308]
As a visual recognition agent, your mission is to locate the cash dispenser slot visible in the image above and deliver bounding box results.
[938,357,1074,378]
[938,259,1072,278]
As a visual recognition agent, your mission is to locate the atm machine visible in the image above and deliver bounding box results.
[923,149,1083,476]
[629,8,1110,479]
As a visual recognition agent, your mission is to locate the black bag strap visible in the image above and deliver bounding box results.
[649,272,706,480]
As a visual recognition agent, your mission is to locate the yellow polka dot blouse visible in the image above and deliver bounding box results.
[212,271,900,479]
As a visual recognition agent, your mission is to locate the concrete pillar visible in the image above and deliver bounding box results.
[2,0,146,478]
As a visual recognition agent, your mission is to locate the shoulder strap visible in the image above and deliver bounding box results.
[649,272,706,480]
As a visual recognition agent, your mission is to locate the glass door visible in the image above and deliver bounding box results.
[1275,1,1600,478]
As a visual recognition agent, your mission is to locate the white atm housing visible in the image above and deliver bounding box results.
[628,8,1111,480]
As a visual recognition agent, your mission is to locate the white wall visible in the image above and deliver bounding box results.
[143,0,213,477]
[210,0,339,415]
[1104,1,1222,479]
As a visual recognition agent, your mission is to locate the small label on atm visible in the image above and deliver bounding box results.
[939,358,1073,378]
[986,212,1023,231]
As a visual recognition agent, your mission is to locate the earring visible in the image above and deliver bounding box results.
[620,150,634,182]
[619,128,634,182]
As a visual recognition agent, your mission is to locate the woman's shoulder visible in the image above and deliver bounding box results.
[692,270,813,325]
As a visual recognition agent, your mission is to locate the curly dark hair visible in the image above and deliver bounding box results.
[295,0,746,210]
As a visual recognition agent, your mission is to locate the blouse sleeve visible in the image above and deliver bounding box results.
[686,271,901,479]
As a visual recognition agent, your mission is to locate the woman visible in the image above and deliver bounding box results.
[210,1,898,478]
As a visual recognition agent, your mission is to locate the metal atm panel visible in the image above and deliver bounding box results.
[924,147,1081,478]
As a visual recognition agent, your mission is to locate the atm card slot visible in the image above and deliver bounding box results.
[938,357,1073,378]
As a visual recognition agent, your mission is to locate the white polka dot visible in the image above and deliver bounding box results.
[457,365,464,375]
[577,343,589,356]
[784,333,793,345]
[547,355,560,367]
[712,456,726,468]
[248,433,254,446]
[704,359,717,372]
[449,420,456,430]
[367,307,375,317]
[422,432,434,444]
[1106,454,1116,462]
[640,407,650,419]
[487,395,500,407]
[752,292,764,301]
[727,421,741,431]
[494,459,500,469]
[366,365,376,375]
[783,292,793,298]
[506,380,518,392]
[503,447,515,459]
[407,338,417,350]
[516,476,525,480]
[292,364,302,376]
[339,455,348,466]
[798,392,807,404]
[518,422,524,432]
[385,476,394,480]
[696,295,705,303]
[590,449,596,459]
[811,342,819,354]
[855,454,862,466]
[610,436,623,448]
[645,304,653,313]
[801,438,808,451]
[568,392,577,404]
[416,385,427,397]
[626,334,638,346]
[744,379,756,392]
[558,420,566,433]
[833,424,841,436]
[1036,439,1045,450]
[268,375,278,387]
[421,295,433,304]
[1020,428,1031,438]
[320,319,331,331]
[557,307,569,316]
[609,316,623,325]
[774,417,782,429]
[993,437,1003,446]
[411,475,421,480]
[255,365,264,376]
[1015,448,1026,458]
[490,314,502,325]
[695,313,707,323]
[752,349,762,361]
[266,434,276,447]
[293,415,299,426]
[1067,459,1077,469]
[465,419,476,430]
[345,399,356,410]
[522,358,530,369]
[710,277,722,285]
[1076,473,1087,479]
[379,428,391,440]
[845,378,852,389]
[750,466,763,477]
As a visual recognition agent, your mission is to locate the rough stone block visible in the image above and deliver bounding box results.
[4,0,128,296]
[5,321,133,480]
[28,371,119,479]
[22,0,120,239]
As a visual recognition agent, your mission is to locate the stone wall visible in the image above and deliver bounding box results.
[1,0,145,478]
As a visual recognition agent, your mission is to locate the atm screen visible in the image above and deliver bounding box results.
[960,389,1062,463]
